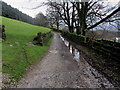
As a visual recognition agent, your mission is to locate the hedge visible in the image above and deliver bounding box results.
[61,31,120,63]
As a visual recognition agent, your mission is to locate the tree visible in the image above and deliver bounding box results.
[47,1,76,33]
[47,0,120,34]
[34,12,49,27]
[46,7,60,29]
[47,0,120,43]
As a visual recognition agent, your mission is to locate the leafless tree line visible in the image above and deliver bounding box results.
[46,0,120,36]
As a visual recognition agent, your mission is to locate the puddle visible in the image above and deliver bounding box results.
[59,35,115,88]
[60,35,80,61]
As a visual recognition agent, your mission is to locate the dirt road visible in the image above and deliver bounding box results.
[17,33,114,88]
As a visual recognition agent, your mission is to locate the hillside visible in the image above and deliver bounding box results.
[87,30,120,40]
[1,16,53,86]
[1,16,51,43]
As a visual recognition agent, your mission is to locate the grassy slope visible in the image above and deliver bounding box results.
[1,16,53,83]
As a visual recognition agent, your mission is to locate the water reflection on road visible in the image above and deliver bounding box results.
[59,34,115,88]
[60,35,80,62]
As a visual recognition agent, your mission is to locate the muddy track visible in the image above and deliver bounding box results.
[17,33,114,88]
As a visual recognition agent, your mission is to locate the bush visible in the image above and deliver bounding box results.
[0,25,6,40]
[33,31,52,46]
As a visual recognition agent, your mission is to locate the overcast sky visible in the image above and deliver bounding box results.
[2,0,120,18]
[2,0,48,18]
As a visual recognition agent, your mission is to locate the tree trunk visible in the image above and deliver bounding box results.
[68,26,74,33]
[84,29,88,43]
[56,21,59,30]
[76,27,81,34]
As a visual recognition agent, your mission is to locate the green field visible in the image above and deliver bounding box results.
[1,16,53,85]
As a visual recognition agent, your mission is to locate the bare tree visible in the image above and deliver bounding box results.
[47,0,76,33]
[74,0,120,42]
[46,6,60,29]
[34,12,49,27]
[47,0,120,43]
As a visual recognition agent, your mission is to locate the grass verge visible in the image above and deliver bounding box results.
[1,16,53,87]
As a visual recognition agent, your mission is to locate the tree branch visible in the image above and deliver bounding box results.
[87,7,120,29]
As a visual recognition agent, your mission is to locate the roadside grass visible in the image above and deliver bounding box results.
[1,16,53,85]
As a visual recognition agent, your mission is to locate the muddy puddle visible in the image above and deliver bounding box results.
[60,35,115,88]
[60,35,80,61]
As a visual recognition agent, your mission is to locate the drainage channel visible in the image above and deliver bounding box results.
[59,34,115,88]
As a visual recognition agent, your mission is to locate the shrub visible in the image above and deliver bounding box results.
[33,31,52,46]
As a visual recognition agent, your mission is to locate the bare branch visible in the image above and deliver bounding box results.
[87,7,120,29]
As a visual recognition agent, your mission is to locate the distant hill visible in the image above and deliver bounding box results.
[87,30,120,40]
[1,1,34,24]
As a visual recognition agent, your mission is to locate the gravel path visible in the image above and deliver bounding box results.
[17,33,114,88]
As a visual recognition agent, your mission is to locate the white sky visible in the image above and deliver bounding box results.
[2,0,48,18]
[2,0,120,18]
